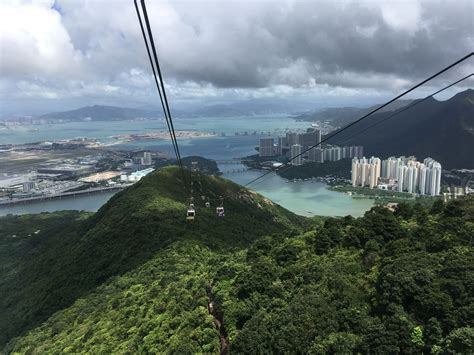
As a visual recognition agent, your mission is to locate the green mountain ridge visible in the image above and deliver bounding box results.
[1,167,473,353]
[0,166,307,350]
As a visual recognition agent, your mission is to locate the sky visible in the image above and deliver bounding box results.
[0,0,473,116]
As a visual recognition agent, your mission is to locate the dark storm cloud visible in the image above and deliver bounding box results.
[1,0,473,112]
[159,0,473,89]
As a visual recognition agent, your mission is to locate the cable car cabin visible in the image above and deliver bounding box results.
[216,206,225,217]
[187,204,196,220]
[205,201,211,208]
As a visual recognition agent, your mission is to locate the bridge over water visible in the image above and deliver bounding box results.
[215,159,253,164]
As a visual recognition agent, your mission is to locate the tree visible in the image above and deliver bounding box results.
[411,325,424,350]
[424,318,443,352]
[315,230,333,255]
[362,240,380,269]
[443,327,474,353]
[443,200,465,218]
[412,203,428,224]
[394,202,414,220]
[430,199,445,215]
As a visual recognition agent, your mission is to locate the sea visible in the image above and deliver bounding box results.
[0,115,374,217]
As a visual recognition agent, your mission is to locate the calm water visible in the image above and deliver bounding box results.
[0,192,116,217]
[0,165,373,217]
[0,115,309,145]
[221,164,373,217]
[0,116,374,217]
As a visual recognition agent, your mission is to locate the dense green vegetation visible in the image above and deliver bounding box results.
[241,154,351,180]
[0,167,307,350]
[0,211,91,345]
[1,167,473,353]
[218,199,474,353]
[154,156,221,175]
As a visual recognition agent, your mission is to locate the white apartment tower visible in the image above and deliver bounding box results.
[352,157,381,188]
[143,152,152,166]
[351,159,360,187]
[290,144,302,166]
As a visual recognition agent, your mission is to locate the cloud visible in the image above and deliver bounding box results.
[0,0,473,114]
[0,0,83,80]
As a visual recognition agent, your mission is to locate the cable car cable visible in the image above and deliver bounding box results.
[331,72,474,148]
[139,0,186,181]
[242,52,473,187]
[135,0,188,187]
[133,0,180,169]
[262,73,473,183]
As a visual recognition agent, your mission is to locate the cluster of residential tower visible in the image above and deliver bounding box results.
[351,156,442,196]
[259,129,363,165]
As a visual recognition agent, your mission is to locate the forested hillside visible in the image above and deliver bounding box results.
[0,167,307,350]
[1,167,473,353]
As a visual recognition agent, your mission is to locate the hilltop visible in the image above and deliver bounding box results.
[1,168,473,353]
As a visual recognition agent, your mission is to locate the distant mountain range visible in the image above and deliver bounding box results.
[326,89,474,169]
[14,98,317,123]
[6,97,414,124]
[185,98,318,117]
[294,100,414,127]
[38,105,160,121]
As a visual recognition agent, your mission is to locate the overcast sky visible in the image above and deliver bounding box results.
[0,0,473,115]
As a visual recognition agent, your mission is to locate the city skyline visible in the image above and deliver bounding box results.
[259,129,364,165]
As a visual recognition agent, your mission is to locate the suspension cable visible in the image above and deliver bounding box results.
[264,73,473,183]
[242,52,473,187]
[133,0,179,166]
[135,0,188,187]
[331,73,473,147]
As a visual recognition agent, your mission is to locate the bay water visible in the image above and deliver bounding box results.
[0,115,373,216]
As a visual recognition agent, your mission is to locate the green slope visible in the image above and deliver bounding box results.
[0,166,308,349]
[6,242,228,353]
[1,169,473,353]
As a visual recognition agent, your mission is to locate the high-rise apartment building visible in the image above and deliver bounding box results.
[379,156,442,195]
[290,144,302,165]
[143,152,152,166]
[423,158,442,196]
[308,147,324,163]
[259,137,274,157]
[298,128,321,150]
[286,132,298,147]
[277,136,287,155]
[352,156,381,188]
